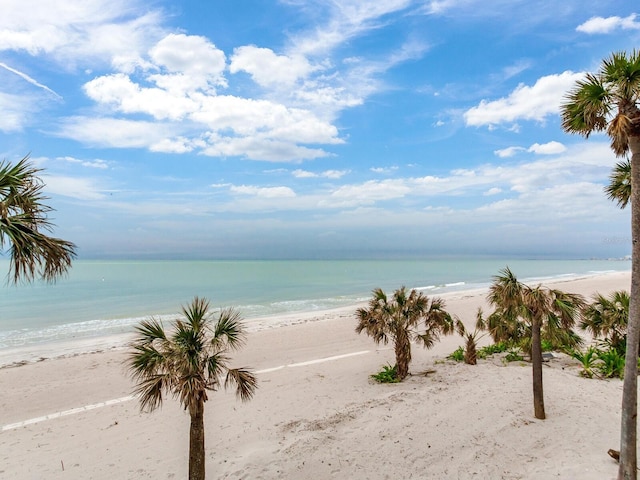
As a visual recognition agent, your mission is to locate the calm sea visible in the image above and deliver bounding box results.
[0,258,630,351]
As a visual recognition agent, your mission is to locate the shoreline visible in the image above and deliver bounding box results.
[0,270,630,479]
[0,270,630,369]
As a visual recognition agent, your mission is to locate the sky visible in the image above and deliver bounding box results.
[0,0,638,260]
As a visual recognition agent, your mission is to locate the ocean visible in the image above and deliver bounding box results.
[0,258,630,353]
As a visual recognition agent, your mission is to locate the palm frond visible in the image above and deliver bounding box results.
[0,155,76,283]
[605,159,631,208]
[133,373,171,412]
[133,318,168,343]
[225,368,258,402]
[213,307,246,350]
[560,73,610,136]
[607,113,631,156]
[182,296,210,332]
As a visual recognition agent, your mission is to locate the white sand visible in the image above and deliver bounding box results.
[0,271,631,479]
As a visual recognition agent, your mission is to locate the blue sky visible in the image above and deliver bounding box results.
[0,1,638,259]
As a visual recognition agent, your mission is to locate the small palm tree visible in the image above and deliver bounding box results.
[561,50,640,478]
[128,297,257,480]
[356,286,454,381]
[488,267,585,419]
[454,309,488,365]
[582,290,629,351]
[0,155,76,283]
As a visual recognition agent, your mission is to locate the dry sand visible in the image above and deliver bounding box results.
[0,271,632,479]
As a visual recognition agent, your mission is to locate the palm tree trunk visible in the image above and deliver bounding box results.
[531,319,545,420]
[395,328,411,380]
[189,400,206,480]
[619,136,640,480]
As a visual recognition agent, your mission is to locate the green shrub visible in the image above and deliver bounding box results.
[541,339,554,352]
[371,364,402,383]
[570,346,601,378]
[447,346,465,362]
[477,342,509,359]
[597,348,625,379]
[504,349,524,362]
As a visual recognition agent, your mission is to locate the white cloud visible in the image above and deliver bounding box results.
[528,141,566,155]
[292,169,349,179]
[484,187,502,196]
[0,0,165,70]
[230,185,296,198]
[371,166,399,173]
[44,175,106,200]
[324,179,411,207]
[56,117,181,149]
[56,156,109,169]
[83,73,199,120]
[464,71,584,127]
[494,146,524,158]
[230,46,315,88]
[576,14,640,34]
[148,34,227,93]
[292,0,414,56]
[0,91,31,131]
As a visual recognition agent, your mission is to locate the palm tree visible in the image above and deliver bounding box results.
[561,50,640,479]
[128,297,257,480]
[454,308,488,365]
[605,159,631,208]
[581,290,629,351]
[355,286,454,380]
[487,267,585,419]
[0,155,76,283]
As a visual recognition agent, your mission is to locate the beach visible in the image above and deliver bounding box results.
[0,271,631,479]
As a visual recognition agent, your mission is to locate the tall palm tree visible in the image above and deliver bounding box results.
[0,155,76,283]
[128,297,257,480]
[561,50,640,479]
[488,267,585,420]
[355,286,454,380]
[582,290,629,351]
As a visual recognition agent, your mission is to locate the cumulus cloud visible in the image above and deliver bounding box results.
[464,71,584,127]
[3,0,433,163]
[528,141,566,155]
[230,46,315,87]
[576,14,640,34]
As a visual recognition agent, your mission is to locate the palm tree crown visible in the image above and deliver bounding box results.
[581,290,629,350]
[128,297,257,480]
[0,155,76,283]
[356,286,454,380]
[561,50,640,155]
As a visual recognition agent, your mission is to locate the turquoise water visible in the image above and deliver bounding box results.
[0,258,630,349]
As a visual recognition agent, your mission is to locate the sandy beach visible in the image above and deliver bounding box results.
[0,271,632,479]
